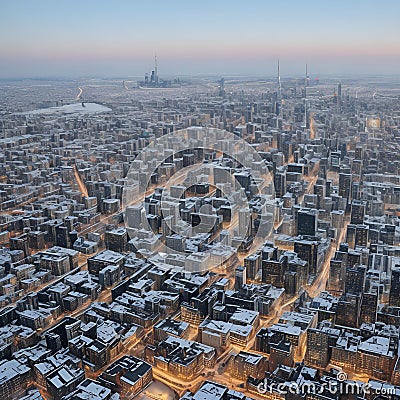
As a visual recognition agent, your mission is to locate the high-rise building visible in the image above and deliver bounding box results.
[46,365,85,399]
[288,257,308,287]
[234,171,251,192]
[274,171,286,198]
[99,265,121,288]
[166,234,186,253]
[294,239,321,276]
[235,266,246,290]
[99,355,152,396]
[330,332,359,371]
[389,266,400,307]
[345,265,366,295]
[238,208,252,238]
[328,259,344,292]
[355,225,369,248]
[339,173,352,200]
[355,145,364,160]
[55,225,72,248]
[87,250,125,276]
[283,271,298,295]
[126,205,146,229]
[330,151,341,170]
[244,253,261,280]
[40,252,71,276]
[357,336,396,382]
[45,332,62,351]
[335,293,361,328]
[314,182,326,208]
[262,255,287,287]
[346,224,357,249]
[351,179,361,199]
[218,77,225,98]
[304,324,340,368]
[269,340,293,372]
[0,359,31,399]
[331,210,344,231]
[359,291,378,324]
[296,208,318,237]
[228,351,267,381]
[105,228,127,253]
[346,249,361,268]
[351,200,367,224]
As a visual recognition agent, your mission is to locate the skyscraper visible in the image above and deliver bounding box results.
[238,208,252,238]
[328,259,344,292]
[305,324,339,368]
[235,265,247,290]
[294,239,320,276]
[389,266,400,307]
[351,200,367,224]
[335,293,361,328]
[296,208,318,237]
[339,173,352,200]
[244,253,261,280]
[345,265,366,295]
[274,170,286,198]
[359,291,378,324]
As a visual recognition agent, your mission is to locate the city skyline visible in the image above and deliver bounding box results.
[1,0,400,78]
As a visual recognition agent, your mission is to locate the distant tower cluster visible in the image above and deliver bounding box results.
[138,55,172,88]
[145,56,158,85]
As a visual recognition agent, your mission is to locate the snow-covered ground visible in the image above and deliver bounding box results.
[22,102,111,115]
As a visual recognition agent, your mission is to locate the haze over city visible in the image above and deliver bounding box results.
[1,0,400,78]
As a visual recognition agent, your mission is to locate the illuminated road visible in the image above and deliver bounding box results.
[73,164,89,197]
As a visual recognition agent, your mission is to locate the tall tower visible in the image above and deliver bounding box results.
[305,63,309,87]
[219,77,225,98]
[154,54,158,85]
[336,82,342,110]
[276,59,282,128]
[304,64,308,129]
[277,59,281,96]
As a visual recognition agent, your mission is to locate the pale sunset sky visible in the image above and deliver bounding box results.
[0,0,399,78]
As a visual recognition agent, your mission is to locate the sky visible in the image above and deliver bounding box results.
[0,0,399,78]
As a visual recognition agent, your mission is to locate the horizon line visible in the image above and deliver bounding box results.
[2,72,400,82]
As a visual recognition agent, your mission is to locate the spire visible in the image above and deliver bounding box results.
[305,63,309,86]
[304,64,308,129]
[277,58,281,91]
[276,59,282,129]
